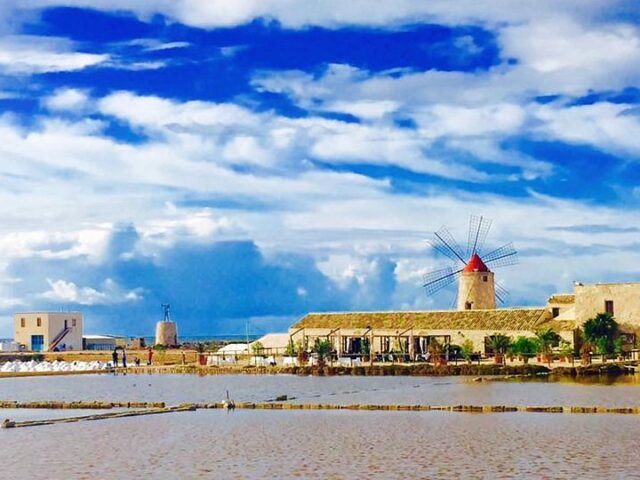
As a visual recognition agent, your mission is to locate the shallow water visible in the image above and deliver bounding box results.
[2,374,640,479]
[2,373,640,406]
[1,409,639,479]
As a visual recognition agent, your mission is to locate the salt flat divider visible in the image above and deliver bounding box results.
[3,399,640,430]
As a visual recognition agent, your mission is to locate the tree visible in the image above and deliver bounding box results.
[460,339,474,364]
[487,334,511,354]
[510,336,539,364]
[428,339,443,365]
[312,338,332,367]
[583,313,619,355]
[535,328,561,362]
[285,338,297,357]
[251,341,264,356]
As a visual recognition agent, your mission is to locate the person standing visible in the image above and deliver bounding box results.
[112,348,119,368]
[122,349,127,369]
[181,349,186,365]
[147,347,154,366]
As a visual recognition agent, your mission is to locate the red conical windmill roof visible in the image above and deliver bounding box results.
[463,253,490,272]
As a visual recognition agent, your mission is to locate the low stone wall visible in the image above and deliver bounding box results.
[0,400,165,409]
[4,400,640,429]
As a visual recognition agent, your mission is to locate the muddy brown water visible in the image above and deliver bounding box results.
[1,374,640,479]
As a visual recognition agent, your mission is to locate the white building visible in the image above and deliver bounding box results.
[13,312,83,351]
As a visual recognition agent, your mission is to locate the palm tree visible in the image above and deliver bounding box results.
[312,338,332,368]
[535,328,561,364]
[487,334,511,364]
[583,313,618,355]
[510,336,539,364]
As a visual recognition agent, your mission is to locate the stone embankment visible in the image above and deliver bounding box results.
[0,361,635,378]
[124,362,634,377]
[2,404,193,429]
[0,400,165,409]
[4,399,640,429]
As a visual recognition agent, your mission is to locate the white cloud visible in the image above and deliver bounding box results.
[3,0,611,29]
[500,18,640,77]
[412,103,526,137]
[0,35,107,74]
[324,100,400,120]
[533,102,640,155]
[43,88,91,112]
[41,278,143,305]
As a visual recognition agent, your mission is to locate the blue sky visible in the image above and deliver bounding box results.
[0,0,639,337]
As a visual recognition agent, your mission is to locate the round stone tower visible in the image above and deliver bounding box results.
[155,321,178,346]
[457,254,496,311]
[155,303,178,346]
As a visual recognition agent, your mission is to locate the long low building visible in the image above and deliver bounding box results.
[289,307,575,357]
[288,281,640,357]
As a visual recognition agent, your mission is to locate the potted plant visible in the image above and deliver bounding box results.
[580,341,594,366]
[460,339,474,365]
[312,338,332,370]
[196,342,207,366]
[487,334,511,365]
[535,328,561,366]
[361,337,370,363]
[428,339,445,366]
[510,336,538,365]
[558,341,573,363]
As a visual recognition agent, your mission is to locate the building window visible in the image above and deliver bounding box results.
[552,307,560,318]
[20,318,25,328]
[482,275,488,282]
[465,302,472,310]
[72,319,76,327]
[605,300,614,315]
[36,317,41,327]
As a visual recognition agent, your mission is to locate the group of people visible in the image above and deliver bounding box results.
[111,346,155,368]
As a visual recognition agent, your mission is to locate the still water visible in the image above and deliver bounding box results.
[1,374,640,479]
[2,373,640,406]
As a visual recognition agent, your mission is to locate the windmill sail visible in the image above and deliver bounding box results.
[483,242,518,268]
[428,226,466,264]
[467,214,492,257]
[423,215,517,307]
[422,266,463,296]
[495,283,510,305]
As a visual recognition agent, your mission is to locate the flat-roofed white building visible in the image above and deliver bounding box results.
[13,312,83,351]
[83,334,120,351]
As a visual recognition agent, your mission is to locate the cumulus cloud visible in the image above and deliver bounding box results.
[0,0,639,337]
[41,278,143,305]
[43,88,92,112]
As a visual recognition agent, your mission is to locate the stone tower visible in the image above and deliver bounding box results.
[155,303,178,346]
[457,254,496,311]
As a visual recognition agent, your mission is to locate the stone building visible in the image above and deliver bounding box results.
[289,308,575,357]
[288,281,640,357]
[547,282,640,329]
[13,312,83,351]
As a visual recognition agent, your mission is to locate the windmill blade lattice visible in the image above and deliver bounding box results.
[483,242,518,268]
[428,227,466,264]
[422,215,518,307]
[422,266,463,296]
[467,215,492,257]
[495,283,510,305]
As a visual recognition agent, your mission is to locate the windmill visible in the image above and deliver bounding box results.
[422,215,517,310]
